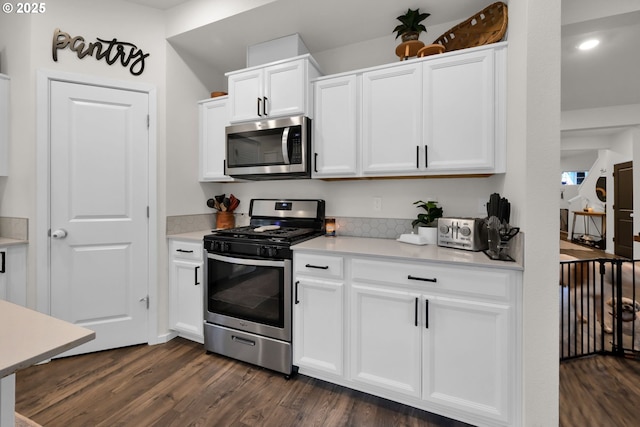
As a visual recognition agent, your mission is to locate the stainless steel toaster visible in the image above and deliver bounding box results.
[437,217,488,251]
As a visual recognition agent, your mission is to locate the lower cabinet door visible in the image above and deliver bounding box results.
[170,258,204,342]
[293,277,344,376]
[422,296,511,423]
[350,283,422,398]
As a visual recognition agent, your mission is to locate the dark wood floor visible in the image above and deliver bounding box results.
[559,355,640,427]
[15,337,640,427]
[16,338,471,427]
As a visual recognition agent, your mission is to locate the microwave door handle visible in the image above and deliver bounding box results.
[281,127,291,164]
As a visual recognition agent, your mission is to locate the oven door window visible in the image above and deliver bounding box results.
[208,256,285,328]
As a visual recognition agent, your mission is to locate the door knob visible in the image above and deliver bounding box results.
[51,229,68,239]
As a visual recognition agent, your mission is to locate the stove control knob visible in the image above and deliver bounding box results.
[460,226,472,237]
[438,224,450,235]
[261,246,278,257]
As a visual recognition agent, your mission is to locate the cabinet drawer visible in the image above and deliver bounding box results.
[351,258,511,299]
[295,252,343,279]
[170,240,203,261]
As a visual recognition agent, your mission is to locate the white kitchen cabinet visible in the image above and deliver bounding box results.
[312,75,358,177]
[169,239,204,343]
[422,295,511,424]
[310,43,507,179]
[423,48,502,173]
[198,96,233,182]
[0,74,9,176]
[292,246,521,427]
[293,253,345,378]
[0,244,27,306]
[361,62,423,175]
[226,55,321,123]
[293,276,344,377]
[350,283,422,398]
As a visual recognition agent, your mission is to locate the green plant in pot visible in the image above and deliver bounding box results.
[412,200,443,227]
[412,201,443,243]
[393,8,431,42]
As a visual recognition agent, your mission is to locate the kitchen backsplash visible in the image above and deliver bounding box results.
[166,213,412,239]
[335,217,414,239]
[0,217,28,240]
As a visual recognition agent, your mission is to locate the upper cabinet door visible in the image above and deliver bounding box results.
[312,75,358,177]
[361,63,423,175]
[227,68,264,123]
[199,97,234,182]
[423,49,496,172]
[0,74,9,176]
[263,59,306,119]
[227,57,316,123]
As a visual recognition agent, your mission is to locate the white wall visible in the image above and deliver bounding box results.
[505,1,561,425]
[0,0,167,314]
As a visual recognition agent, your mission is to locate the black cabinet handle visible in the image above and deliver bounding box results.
[314,153,318,173]
[263,96,268,115]
[408,275,437,283]
[0,251,5,274]
[416,146,420,169]
[425,299,429,329]
[257,97,262,116]
[424,145,428,167]
[194,266,200,286]
[176,249,194,253]
[414,297,418,326]
[295,280,300,304]
[305,264,329,270]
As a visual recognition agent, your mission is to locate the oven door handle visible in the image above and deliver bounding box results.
[207,252,285,268]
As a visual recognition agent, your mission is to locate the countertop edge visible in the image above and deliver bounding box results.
[292,236,524,271]
[167,230,212,242]
[0,237,28,247]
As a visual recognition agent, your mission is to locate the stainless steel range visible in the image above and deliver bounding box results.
[203,199,325,378]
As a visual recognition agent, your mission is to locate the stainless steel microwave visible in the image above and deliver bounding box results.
[225,116,311,180]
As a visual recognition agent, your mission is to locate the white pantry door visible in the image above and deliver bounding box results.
[49,81,149,356]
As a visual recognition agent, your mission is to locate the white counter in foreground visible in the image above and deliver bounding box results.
[0,300,95,427]
[292,235,523,271]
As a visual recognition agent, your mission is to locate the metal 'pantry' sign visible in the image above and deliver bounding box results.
[52,28,150,76]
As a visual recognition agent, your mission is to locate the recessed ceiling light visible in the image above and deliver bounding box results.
[578,39,600,51]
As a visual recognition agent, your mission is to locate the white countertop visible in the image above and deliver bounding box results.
[292,236,524,271]
[167,230,212,242]
[0,238,27,247]
[0,300,95,378]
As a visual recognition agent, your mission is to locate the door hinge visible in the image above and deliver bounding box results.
[147,115,150,129]
[139,295,149,309]
[147,206,150,218]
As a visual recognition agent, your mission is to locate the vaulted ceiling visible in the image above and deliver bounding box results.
[125,0,640,115]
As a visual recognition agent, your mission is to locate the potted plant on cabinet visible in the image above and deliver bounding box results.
[393,8,431,42]
[412,200,443,244]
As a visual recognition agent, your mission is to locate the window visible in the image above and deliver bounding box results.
[561,171,587,185]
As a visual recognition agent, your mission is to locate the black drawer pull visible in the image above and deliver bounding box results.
[414,297,418,327]
[295,281,300,304]
[0,251,5,274]
[176,249,194,253]
[194,266,200,286]
[425,299,429,329]
[408,275,437,283]
[305,264,329,270]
